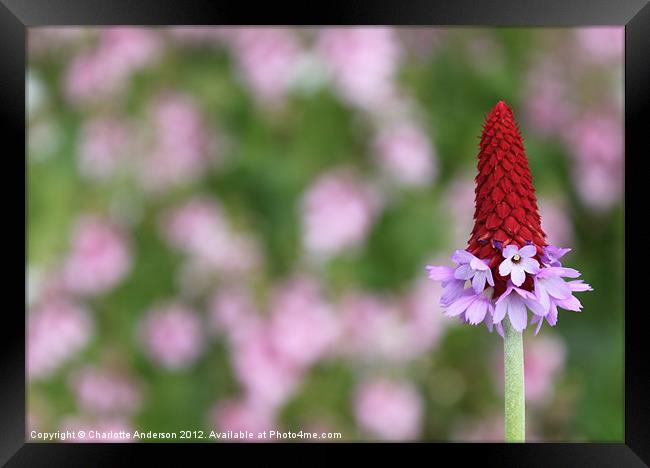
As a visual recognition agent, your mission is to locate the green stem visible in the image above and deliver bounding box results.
[504,320,525,442]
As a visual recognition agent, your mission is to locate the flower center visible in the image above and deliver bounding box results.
[512,254,521,263]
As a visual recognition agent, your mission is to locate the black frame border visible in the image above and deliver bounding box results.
[3,0,649,465]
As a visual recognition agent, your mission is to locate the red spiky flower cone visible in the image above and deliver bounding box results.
[466,101,546,297]
[426,100,591,334]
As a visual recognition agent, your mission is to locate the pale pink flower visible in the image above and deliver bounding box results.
[62,215,131,296]
[301,169,380,257]
[208,284,259,339]
[573,163,622,211]
[59,416,133,442]
[354,378,423,441]
[338,292,419,363]
[575,27,624,64]
[267,276,339,368]
[140,303,204,370]
[538,198,574,247]
[70,366,141,414]
[524,335,566,405]
[77,117,130,180]
[494,334,566,406]
[138,93,214,191]
[229,28,302,105]
[65,28,160,104]
[564,113,623,166]
[230,324,302,409]
[373,121,437,188]
[523,61,573,136]
[403,278,447,354]
[28,298,93,379]
[161,197,260,275]
[563,113,623,210]
[210,399,275,441]
[317,28,401,110]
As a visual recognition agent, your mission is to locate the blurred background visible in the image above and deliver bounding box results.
[26,26,623,442]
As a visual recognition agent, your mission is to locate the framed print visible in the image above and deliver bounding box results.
[2,0,649,465]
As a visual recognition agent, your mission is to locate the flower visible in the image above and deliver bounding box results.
[300,168,380,257]
[317,28,401,111]
[493,283,544,332]
[426,101,592,333]
[426,265,465,306]
[28,297,94,379]
[139,303,204,370]
[62,215,131,296]
[531,269,593,334]
[210,399,275,441]
[452,250,495,293]
[353,378,423,441]
[70,366,141,414]
[372,121,437,188]
[444,289,495,325]
[540,245,571,267]
[229,28,302,106]
[498,244,540,287]
[267,277,339,369]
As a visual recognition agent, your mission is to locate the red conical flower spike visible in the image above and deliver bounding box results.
[467,101,546,297]
[426,100,591,335]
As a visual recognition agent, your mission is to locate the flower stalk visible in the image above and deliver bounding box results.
[504,319,525,442]
[425,100,592,443]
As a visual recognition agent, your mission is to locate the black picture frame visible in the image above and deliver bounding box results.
[3,0,648,465]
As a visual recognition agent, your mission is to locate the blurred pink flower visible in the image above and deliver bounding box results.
[494,334,566,406]
[70,366,141,414]
[354,378,423,441]
[575,27,624,64]
[373,121,437,188]
[209,284,259,339]
[523,61,573,136]
[139,93,215,191]
[404,278,447,354]
[229,28,302,105]
[59,416,133,442]
[162,196,260,275]
[564,113,623,166]
[62,215,131,296]
[524,335,566,405]
[538,198,574,247]
[338,291,422,363]
[210,399,275,441]
[65,28,160,104]
[140,303,204,370]
[301,168,380,257]
[317,27,401,111]
[267,276,340,368]
[230,324,302,409]
[563,112,623,211]
[573,164,622,211]
[77,117,130,180]
[28,298,93,379]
